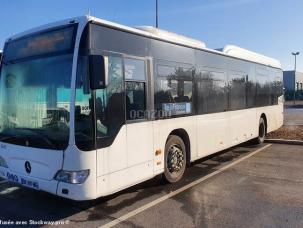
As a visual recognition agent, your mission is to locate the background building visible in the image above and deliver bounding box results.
[283,71,303,91]
[283,71,303,101]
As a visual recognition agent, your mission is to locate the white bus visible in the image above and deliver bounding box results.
[0,16,283,200]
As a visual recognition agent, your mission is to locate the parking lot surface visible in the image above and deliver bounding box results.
[0,143,302,228]
[284,108,303,125]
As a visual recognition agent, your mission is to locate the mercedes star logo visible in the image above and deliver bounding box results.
[25,161,31,174]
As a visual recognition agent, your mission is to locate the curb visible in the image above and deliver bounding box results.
[265,139,303,146]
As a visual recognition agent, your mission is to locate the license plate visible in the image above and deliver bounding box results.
[6,172,39,190]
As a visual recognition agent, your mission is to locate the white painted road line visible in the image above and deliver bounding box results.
[100,144,272,228]
[0,180,8,184]
[0,186,19,195]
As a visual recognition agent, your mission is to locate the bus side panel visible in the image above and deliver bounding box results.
[96,126,127,196]
[229,108,257,146]
[96,123,154,197]
[256,104,283,133]
[196,112,230,158]
[97,127,127,176]
[153,116,198,174]
[126,122,154,168]
[97,160,153,197]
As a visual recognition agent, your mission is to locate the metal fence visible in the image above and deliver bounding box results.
[284,90,303,107]
[284,90,303,101]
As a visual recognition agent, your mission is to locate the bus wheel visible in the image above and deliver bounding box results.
[255,117,266,144]
[163,135,187,183]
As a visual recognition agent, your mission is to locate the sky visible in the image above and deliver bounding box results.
[1,0,303,71]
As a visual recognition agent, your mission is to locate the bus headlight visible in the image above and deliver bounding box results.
[54,170,90,184]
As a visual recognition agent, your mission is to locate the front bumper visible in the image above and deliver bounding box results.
[0,167,97,201]
[0,167,58,195]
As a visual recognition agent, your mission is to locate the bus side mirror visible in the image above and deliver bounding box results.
[89,55,109,90]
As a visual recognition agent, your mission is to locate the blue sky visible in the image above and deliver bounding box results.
[1,0,302,71]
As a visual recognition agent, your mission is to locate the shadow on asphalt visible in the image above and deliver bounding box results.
[0,141,262,223]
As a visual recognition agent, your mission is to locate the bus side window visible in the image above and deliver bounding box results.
[196,70,228,114]
[256,66,272,107]
[124,58,147,120]
[126,81,146,120]
[229,73,247,110]
[155,64,193,117]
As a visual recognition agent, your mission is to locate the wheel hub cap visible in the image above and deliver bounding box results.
[167,144,184,173]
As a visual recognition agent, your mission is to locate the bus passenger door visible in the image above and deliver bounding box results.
[95,55,128,184]
[124,57,154,182]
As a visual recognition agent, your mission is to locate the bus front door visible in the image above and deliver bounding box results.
[124,57,154,183]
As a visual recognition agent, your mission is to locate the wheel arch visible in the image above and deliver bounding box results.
[168,128,191,165]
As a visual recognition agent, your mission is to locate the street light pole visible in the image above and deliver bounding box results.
[156,0,159,28]
[292,52,300,105]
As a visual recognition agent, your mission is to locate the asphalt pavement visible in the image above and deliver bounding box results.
[0,143,303,228]
[284,108,303,126]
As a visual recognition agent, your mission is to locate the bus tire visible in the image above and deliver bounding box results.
[162,135,187,183]
[254,117,266,144]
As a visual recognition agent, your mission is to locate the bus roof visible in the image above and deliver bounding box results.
[219,45,282,69]
[5,15,282,69]
[135,26,206,49]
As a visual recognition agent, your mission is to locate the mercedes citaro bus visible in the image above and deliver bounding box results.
[0,16,283,200]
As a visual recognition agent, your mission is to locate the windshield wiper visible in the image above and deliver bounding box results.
[0,135,21,142]
[19,128,59,150]
[36,133,59,150]
[0,59,15,66]
[0,128,59,150]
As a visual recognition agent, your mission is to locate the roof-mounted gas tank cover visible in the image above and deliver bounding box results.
[135,26,206,49]
[220,45,282,69]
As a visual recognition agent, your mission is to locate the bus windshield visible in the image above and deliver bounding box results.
[0,25,76,150]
